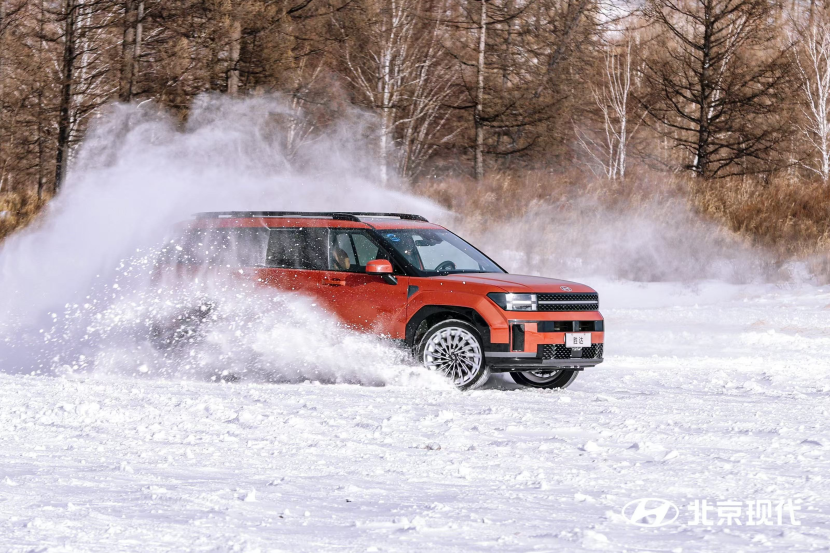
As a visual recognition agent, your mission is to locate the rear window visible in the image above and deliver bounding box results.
[173,228,269,266]
[171,227,327,269]
[267,228,327,270]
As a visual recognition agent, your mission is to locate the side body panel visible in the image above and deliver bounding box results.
[406,276,510,344]
[315,272,410,338]
[253,267,321,296]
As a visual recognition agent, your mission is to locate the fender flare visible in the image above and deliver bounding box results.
[405,305,501,350]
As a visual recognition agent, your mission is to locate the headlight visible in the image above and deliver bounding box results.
[487,293,538,311]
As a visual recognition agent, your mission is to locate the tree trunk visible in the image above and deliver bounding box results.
[227,18,242,96]
[133,0,143,95]
[55,0,77,193]
[0,0,6,100]
[693,0,713,179]
[120,0,136,102]
[0,0,6,193]
[37,0,47,199]
[378,2,395,185]
[474,0,487,182]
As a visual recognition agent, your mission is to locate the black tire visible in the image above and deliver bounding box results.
[149,302,214,351]
[417,319,490,390]
[510,369,579,389]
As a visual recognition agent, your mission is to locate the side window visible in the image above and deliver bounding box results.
[352,233,381,266]
[174,228,268,267]
[267,228,327,270]
[333,233,357,270]
[328,230,388,272]
[233,228,269,267]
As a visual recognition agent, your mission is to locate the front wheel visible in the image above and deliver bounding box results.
[510,369,579,389]
[418,319,490,390]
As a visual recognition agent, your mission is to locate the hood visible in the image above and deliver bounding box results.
[438,273,596,293]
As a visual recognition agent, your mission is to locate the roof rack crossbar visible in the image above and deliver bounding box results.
[193,211,428,222]
[341,212,428,222]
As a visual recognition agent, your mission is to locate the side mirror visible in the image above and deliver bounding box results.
[366,259,397,285]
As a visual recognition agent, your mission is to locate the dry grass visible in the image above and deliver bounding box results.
[418,167,685,223]
[690,175,830,278]
[419,168,830,279]
[0,191,50,243]
[690,175,830,255]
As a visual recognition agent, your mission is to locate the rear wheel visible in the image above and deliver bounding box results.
[149,302,214,351]
[418,319,490,390]
[510,369,579,389]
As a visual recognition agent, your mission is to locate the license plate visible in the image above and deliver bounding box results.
[565,333,591,348]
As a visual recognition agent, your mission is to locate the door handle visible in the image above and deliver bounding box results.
[322,276,347,287]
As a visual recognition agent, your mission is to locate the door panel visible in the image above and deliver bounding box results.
[255,267,321,296]
[318,228,409,338]
[252,227,328,302]
[317,271,410,337]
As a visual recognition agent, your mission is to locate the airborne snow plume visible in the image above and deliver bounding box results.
[0,96,442,384]
[453,196,788,284]
[47,262,444,387]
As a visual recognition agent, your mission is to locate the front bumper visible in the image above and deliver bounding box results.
[485,355,603,372]
[485,316,604,372]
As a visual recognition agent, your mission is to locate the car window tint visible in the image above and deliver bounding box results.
[176,228,269,266]
[329,232,356,271]
[378,229,503,274]
[267,228,327,270]
[328,230,388,272]
[415,235,481,271]
[352,233,381,265]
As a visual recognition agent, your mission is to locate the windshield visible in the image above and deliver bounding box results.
[377,229,505,275]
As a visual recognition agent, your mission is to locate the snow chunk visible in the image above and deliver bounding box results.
[581,530,611,550]
[662,450,680,461]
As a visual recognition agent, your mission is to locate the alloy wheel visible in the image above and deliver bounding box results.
[423,326,483,387]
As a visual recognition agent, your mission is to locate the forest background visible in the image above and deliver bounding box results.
[1,0,829,276]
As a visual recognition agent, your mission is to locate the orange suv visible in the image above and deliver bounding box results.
[173,212,604,390]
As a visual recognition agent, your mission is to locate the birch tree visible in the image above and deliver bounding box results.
[793,19,830,182]
[576,38,639,180]
[338,0,455,183]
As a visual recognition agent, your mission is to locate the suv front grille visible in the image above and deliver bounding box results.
[537,293,598,311]
[537,320,604,332]
[540,344,604,360]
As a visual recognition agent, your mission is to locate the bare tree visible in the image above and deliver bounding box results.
[473,0,487,181]
[444,0,602,181]
[643,0,791,178]
[119,0,143,101]
[0,0,28,193]
[53,0,78,191]
[793,18,830,182]
[337,0,455,183]
[576,38,640,180]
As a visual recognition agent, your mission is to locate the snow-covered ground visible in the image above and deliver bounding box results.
[2,280,829,552]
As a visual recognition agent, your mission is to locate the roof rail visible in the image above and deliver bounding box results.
[193,211,429,222]
[345,212,429,222]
